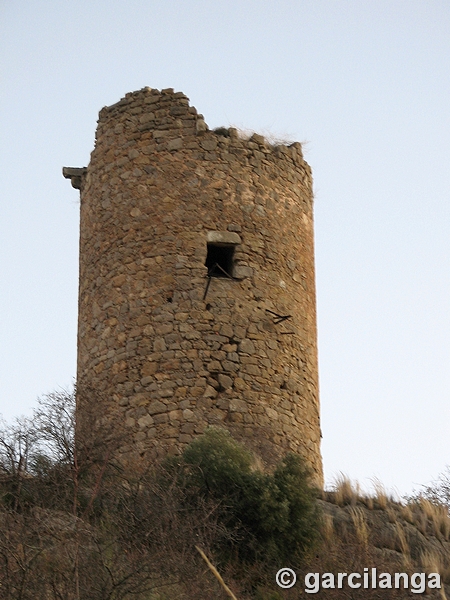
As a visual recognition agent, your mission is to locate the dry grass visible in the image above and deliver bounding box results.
[420,549,449,598]
[225,125,300,148]
[318,474,450,599]
[328,473,450,541]
[321,512,334,541]
[394,521,411,564]
[332,474,360,506]
[349,506,369,547]
[419,498,450,540]
[386,505,398,523]
[329,474,395,511]
[404,497,450,540]
[362,495,374,510]
[372,478,390,509]
[401,503,414,524]
[413,504,430,535]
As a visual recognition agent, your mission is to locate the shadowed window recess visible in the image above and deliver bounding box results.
[205,243,235,278]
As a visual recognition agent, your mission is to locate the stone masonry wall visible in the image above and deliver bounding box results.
[73,87,323,484]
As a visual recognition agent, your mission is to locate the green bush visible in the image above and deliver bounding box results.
[171,427,320,567]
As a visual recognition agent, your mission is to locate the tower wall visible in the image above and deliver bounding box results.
[75,87,322,483]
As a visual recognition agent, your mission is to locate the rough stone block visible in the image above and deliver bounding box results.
[206,231,241,245]
[148,401,167,415]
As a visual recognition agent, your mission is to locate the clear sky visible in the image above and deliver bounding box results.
[1,0,449,496]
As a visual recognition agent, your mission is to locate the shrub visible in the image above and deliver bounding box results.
[171,427,320,567]
[420,466,450,512]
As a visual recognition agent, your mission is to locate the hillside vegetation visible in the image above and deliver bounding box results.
[0,390,449,599]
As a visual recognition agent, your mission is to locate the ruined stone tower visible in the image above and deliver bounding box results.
[64,87,323,485]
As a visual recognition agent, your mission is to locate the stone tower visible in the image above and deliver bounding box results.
[64,87,323,485]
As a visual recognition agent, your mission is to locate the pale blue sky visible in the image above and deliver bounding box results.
[1,0,449,495]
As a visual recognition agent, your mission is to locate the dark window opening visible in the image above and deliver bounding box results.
[205,243,235,277]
